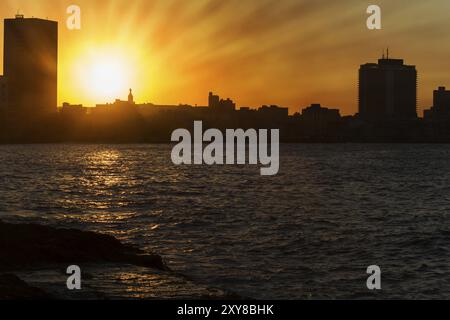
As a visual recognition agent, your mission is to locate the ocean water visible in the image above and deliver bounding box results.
[1,144,450,299]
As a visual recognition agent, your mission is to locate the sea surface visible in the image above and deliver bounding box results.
[1,144,450,299]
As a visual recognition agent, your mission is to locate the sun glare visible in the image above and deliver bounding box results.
[74,48,135,103]
[89,59,127,99]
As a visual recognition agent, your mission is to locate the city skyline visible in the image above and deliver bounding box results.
[0,0,450,115]
[0,13,447,127]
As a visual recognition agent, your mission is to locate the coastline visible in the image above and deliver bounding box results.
[0,220,240,300]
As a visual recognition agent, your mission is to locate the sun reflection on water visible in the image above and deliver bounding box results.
[82,150,126,188]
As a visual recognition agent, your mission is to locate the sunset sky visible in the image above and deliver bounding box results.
[0,0,449,115]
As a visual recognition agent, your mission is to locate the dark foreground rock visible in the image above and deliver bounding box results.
[0,220,172,299]
[0,220,169,272]
[0,220,241,300]
[0,274,52,300]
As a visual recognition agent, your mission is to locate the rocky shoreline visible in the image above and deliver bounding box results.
[0,220,169,272]
[0,220,238,300]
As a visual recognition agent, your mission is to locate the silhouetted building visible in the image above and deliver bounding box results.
[3,15,58,114]
[299,104,342,140]
[128,88,134,104]
[424,87,450,121]
[434,86,450,110]
[0,76,6,109]
[208,92,220,108]
[208,92,236,112]
[60,102,86,116]
[259,105,289,118]
[359,54,417,121]
[301,104,341,123]
[95,89,139,111]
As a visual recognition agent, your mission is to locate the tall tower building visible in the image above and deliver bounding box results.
[424,87,450,121]
[0,76,6,110]
[433,87,450,111]
[359,53,417,121]
[3,15,58,114]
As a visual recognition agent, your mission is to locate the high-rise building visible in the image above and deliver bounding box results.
[3,15,58,114]
[0,76,6,109]
[359,54,417,121]
[433,86,450,111]
[424,87,450,121]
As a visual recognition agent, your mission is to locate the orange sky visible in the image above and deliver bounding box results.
[1,0,450,115]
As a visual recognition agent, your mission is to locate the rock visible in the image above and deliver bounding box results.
[0,274,52,300]
[0,220,169,272]
[0,220,244,300]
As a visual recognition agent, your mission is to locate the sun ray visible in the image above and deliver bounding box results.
[1,0,450,114]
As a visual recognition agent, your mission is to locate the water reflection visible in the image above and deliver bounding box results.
[3,144,450,299]
[17,264,229,300]
[82,149,128,190]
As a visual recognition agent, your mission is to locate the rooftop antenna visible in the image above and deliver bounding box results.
[387,47,390,59]
[382,49,385,59]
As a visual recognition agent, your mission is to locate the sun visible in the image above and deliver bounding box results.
[88,59,127,100]
[74,47,135,103]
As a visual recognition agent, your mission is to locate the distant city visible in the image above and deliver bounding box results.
[1,15,450,143]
